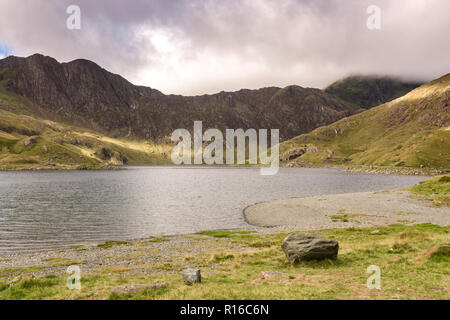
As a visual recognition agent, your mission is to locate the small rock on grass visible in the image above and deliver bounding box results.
[182,268,201,285]
[110,283,166,294]
[371,230,382,235]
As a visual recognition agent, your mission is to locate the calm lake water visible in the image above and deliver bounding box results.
[0,167,426,253]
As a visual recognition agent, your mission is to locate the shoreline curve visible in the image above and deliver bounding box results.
[243,190,450,230]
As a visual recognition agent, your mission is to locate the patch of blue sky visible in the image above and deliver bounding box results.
[0,44,13,58]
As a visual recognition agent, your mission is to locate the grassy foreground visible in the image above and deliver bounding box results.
[0,224,448,300]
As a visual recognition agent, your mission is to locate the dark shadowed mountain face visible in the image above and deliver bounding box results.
[325,75,423,109]
[0,54,361,141]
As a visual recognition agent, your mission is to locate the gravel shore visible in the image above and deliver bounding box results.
[0,234,253,279]
[244,190,450,229]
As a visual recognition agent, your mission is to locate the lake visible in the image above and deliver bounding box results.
[0,167,426,253]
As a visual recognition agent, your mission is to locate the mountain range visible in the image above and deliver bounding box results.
[1,53,445,169]
[0,54,362,142]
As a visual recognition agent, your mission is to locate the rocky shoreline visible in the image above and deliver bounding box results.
[0,164,124,171]
[1,163,448,175]
[0,222,308,279]
[0,234,247,279]
[343,165,449,176]
[281,163,448,176]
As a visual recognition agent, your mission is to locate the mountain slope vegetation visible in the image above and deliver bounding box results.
[0,108,171,170]
[280,74,450,169]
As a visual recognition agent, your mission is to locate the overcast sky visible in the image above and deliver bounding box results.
[0,0,449,95]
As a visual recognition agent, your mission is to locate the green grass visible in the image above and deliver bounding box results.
[395,211,417,216]
[140,236,170,244]
[409,175,450,207]
[329,210,372,223]
[330,213,351,222]
[97,241,129,249]
[1,224,448,300]
[429,246,450,262]
[213,253,235,262]
[0,266,44,278]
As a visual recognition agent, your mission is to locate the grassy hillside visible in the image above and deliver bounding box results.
[0,60,174,169]
[0,108,171,170]
[409,175,450,207]
[280,74,450,169]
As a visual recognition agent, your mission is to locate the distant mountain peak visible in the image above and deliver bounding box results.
[325,75,424,109]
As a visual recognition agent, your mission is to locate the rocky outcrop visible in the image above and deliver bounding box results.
[23,136,38,148]
[281,234,339,263]
[96,148,113,160]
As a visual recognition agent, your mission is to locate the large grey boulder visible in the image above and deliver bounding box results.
[281,234,338,263]
[182,268,201,285]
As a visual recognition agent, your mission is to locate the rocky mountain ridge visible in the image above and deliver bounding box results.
[1,54,361,141]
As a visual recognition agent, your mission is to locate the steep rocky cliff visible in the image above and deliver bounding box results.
[0,54,361,141]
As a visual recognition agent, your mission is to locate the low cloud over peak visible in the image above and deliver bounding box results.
[0,0,448,95]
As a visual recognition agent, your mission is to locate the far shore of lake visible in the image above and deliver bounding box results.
[1,163,448,176]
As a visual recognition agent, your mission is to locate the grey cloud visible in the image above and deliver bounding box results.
[0,0,448,95]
